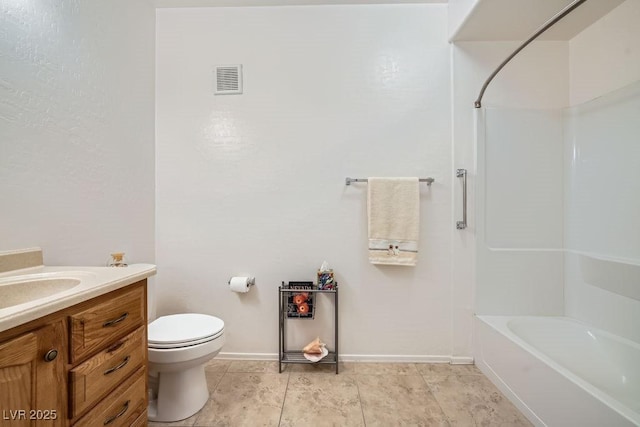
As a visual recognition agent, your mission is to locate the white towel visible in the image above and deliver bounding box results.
[367,177,420,266]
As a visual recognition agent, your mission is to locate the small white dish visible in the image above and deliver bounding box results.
[303,346,328,362]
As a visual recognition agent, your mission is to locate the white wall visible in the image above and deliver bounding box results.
[0,1,156,267]
[156,5,454,359]
[564,0,640,342]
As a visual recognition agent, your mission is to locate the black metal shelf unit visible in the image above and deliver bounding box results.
[278,282,339,374]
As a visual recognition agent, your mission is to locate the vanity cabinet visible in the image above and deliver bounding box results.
[0,322,66,426]
[0,280,148,427]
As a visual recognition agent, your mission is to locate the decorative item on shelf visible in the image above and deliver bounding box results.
[283,281,315,319]
[317,260,335,290]
[293,294,306,305]
[107,252,128,267]
[297,302,309,314]
[302,337,328,362]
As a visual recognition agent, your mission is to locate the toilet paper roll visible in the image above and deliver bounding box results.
[229,276,252,293]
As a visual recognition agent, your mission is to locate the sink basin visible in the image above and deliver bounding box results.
[0,263,156,334]
[0,274,83,309]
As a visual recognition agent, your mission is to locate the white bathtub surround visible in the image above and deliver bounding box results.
[569,0,640,106]
[468,2,640,424]
[475,106,565,316]
[367,177,420,266]
[475,315,640,426]
[563,79,640,343]
[474,84,640,427]
[451,39,570,359]
[473,3,640,330]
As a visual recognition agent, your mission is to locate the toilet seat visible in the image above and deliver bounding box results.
[148,313,225,349]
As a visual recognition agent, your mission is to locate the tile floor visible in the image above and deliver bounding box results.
[148,360,532,427]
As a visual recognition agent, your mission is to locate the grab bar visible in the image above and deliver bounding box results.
[456,169,467,230]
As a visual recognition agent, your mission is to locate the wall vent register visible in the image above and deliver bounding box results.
[214,65,243,95]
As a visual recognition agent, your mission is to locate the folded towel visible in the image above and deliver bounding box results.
[367,177,419,266]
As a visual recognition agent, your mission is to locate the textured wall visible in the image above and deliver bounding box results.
[0,1,155,267]
[156,5,453,358]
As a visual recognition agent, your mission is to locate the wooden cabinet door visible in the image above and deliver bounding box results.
[0,322,65,426]
[0,331,37,425]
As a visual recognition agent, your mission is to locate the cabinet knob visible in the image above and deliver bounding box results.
[44,349,58,362]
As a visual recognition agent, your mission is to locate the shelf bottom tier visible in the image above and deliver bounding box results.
[280,351,337,364]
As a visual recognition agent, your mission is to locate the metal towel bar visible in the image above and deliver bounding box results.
[345,177,434,186]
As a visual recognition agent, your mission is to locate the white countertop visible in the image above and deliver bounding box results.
[0,263,156,333]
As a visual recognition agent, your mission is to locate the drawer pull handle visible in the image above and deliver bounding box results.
[43,349,58,362]
[103,400,129,425]
[103,312,129,328]
[106,342,124,353]
[104,355,130,376]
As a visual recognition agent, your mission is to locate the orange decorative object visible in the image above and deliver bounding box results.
[293,294,307,305]
[297,303,309,314]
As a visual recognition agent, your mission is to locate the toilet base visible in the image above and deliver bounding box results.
[147,364,209,422]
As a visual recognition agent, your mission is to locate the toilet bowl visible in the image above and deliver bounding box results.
[147,313,225,422]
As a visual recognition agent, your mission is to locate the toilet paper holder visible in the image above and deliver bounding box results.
[228,276,255,287]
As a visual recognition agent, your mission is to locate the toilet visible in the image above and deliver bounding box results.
[147,313,225,422]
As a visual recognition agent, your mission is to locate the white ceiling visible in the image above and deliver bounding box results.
[451,0,625,41]
[155,0,447,7]
[154,0,624,43]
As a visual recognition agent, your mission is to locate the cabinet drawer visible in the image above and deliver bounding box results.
[70,284,145,362]
[73,367,147,427]
[70,326,146,418]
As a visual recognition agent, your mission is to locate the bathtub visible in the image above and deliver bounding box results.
[474,315,640,426]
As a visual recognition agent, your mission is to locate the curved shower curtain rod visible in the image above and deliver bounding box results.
[474,0,589,108]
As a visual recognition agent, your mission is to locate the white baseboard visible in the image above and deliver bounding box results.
[218,352,278,360]
[218,352,474,364]
[451,356,474,365]
[339,354,451,363]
